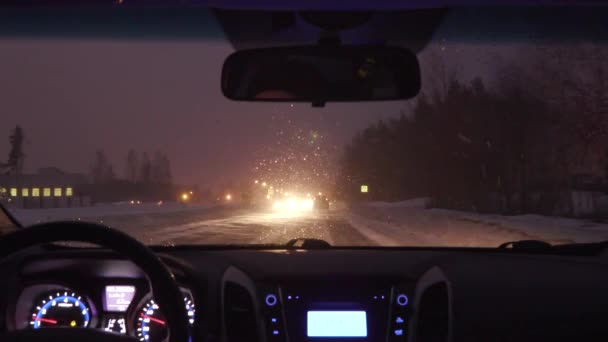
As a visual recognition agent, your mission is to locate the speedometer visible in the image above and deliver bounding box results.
[29,291,90,329]
[135,296,195,342]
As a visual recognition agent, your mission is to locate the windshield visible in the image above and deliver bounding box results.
[3,6,608,247]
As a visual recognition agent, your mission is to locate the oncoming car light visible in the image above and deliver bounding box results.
[273,201,283,211]
[272,197,314,212]
[300,199,314,210]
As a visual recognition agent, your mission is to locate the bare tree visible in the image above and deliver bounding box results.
[139,152,151,184]
[90,150,114,184]
[125,149,139,183]
[526,43,608,174]
[7,125,25,175]
[420,45,463,102]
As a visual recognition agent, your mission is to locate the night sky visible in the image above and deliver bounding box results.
[0,38,407,188]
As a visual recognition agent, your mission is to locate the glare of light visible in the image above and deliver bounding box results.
[225,194,232,201]
[318,192,323,196]
[136,200,141,204]
[300,199,314,211]
[189,191,193,195]
[181,193,189,201]
[254,180,259,184]
[273,201,283,210]
[262,182,267,187]
[157,201,163,205]
[286,199,298,211]
[272,197,313,213]
[266,195,271,200]
[307,193,311,198]
[130,200,135,205]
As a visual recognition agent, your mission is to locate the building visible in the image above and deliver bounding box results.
[0,167,90,208]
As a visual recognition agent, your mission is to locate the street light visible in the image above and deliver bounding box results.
[181,193,190,201]
[225,194,232,201]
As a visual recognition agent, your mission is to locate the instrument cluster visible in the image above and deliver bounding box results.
[14,283,196,342]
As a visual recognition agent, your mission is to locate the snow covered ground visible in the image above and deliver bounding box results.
[5,199,608,247]
[8,202,213,226]
[344,199,608,247]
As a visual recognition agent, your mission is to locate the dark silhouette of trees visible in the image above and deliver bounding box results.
[90,150,115,184]
[87,149,176,202]
[337,77,555,213]
[125,149,139,183]
[139,152,152,184]
[151,151,172,184]
[7,125,25,175]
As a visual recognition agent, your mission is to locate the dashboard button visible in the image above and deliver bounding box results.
[396,294,409,306]
[395,316,404,324]
[265,294,278,307]
[272,330,280,335]
[394,329,404,336]
[271,317,278,323]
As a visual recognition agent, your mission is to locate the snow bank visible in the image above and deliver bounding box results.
[448,211,608,244]
[344,202,608,247]
[8,202,213,226]
[366,198,430,209]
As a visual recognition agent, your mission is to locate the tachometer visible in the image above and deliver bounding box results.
[135,296,195,342]
[29,291,90,329]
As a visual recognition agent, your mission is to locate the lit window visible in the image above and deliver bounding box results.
[10,188,17,197]
[43,188,51,197]
[0,188,6,193]
[21,188,29,197]
[54,188,62,197]
[65,187,73,197]
[32,188,40,197]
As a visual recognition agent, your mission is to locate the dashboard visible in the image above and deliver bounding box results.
[12,282,194,340]
[3,251,199,342]
[3,246,608,342]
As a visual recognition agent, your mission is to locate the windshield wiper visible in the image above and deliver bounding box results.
[285,238,332,249]
[499,240,552,250]
[498,239,608,256]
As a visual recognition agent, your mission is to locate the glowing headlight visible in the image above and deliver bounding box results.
[300,199,314,211]
[272,197,314,212]
[285,199,298,211]
[273,201,283,210]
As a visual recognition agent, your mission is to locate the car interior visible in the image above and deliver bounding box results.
[2,1,608,342]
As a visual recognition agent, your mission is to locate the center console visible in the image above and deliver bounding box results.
[259,278,413,342]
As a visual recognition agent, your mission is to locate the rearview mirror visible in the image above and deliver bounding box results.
[221,45,420,105]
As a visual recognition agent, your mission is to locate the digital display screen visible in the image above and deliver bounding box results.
[104,286,135,312]
[307,311,367,337]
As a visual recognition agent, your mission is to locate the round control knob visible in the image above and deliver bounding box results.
[265,294,278,306]
[396,294,409,306]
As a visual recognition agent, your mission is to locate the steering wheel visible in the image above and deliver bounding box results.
[0,221,189,342]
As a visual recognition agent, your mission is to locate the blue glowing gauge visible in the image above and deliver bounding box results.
[30,291,90,329]
[136,296,195,342]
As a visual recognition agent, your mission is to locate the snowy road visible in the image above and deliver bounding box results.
[108,208,374,246]
[9,200,608,247]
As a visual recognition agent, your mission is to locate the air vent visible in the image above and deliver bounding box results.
[224,282,259,342]
[415,283,449,342]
